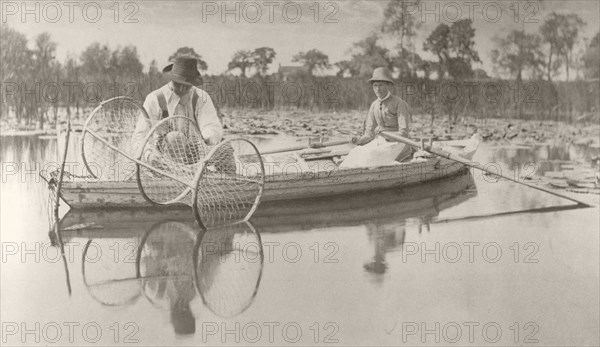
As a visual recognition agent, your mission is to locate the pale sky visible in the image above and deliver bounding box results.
[3,0,599,77]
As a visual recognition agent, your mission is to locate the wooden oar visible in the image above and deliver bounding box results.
[302,149,350,161]
[260,139,351,155]
[54,118,72,295]
[380,131,592,208]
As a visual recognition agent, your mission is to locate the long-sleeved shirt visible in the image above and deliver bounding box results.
[356,93,411,145]
[132,83,223,157]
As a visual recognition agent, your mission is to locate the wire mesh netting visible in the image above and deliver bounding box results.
[192,138,265,229]
[194,221,263,318]
[81,97,149,181]
[75,216,264,317]
[80,97,265,226]
[137,221,198,310]
[82,239,142,307]
[137,116,208,205]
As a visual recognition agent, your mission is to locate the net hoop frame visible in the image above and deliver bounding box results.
[191,137,266,230]
[81,239,142,307]
[135,115,202,206]
[191,220,264,318]
[134,219,199,309]
[80,96,150,179]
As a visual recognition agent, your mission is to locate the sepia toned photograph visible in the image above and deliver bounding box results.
[1,0,599,345]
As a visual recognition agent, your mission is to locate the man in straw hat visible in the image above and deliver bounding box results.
[133,57,224,165]
[341,67,413,168]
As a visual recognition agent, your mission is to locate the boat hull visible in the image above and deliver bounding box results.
[58,171,476,240]
[54,156,468,209]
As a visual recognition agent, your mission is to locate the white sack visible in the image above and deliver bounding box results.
[340,135,408,169]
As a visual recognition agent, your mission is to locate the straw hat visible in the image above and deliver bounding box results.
[163,57,203,86]
[368,67,394,84]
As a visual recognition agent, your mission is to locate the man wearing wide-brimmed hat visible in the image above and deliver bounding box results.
[132,57,223,162]
[353,67,411,145]
[341,67,412,168]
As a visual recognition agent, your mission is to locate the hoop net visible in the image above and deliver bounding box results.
[137,116,209,205]
[81,97,149,181]
[192,138,265,229]
[82,239,142,307]
[194,221,263,317]
[137,221,198,310]
[80,98,266,227]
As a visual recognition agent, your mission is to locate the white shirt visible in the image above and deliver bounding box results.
[132,83,223,156]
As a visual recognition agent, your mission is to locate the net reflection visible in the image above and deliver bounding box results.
[193,221,264,318]
[137,221,198,335]
[82,238,143,307]
[79,219,264,336]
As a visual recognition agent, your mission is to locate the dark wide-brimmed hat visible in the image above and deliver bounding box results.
[368,67,394,84]
[163,57,203,87]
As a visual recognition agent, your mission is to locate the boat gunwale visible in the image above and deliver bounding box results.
[51,137,480,209]
[59,155,466,187]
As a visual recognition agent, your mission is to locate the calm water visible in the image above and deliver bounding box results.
[1,136,598,346]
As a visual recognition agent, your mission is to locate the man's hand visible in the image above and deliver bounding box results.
[374,126,384,134]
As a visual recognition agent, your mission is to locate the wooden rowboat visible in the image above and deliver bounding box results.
[57,171,476,240]
[54,174,476,310]
[43,135,480,210]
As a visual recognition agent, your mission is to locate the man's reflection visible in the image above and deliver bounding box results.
[81,219,264,336]
[364,220,406,275]
[362,179,475,277]
[138,221,198,335]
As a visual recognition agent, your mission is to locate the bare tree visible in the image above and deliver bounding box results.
[32,32,57,127]
[0,25,32,122]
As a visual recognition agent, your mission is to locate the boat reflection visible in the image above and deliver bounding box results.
[364,221,406,275]
[251,171,476,232]
[356,174,476,277]
[58,171,477,329]
[78,220,263,335]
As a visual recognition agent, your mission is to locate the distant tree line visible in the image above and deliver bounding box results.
[1,0,599,129]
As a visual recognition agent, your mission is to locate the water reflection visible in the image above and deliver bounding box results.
[76,219,263,336]
[194,222,264,318]
[7,135,597,345]
[138,221,198,335]
[252,171,476,232]
[63,172,477,314]
[0,136,58,234]
[364,221,406,275]
[359,176,476,277]
[488,143,599,176]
